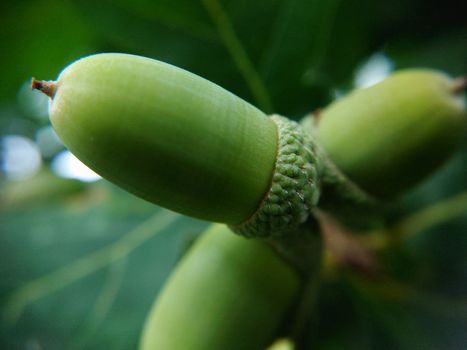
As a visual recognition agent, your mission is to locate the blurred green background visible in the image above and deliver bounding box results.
[1,0,466,349]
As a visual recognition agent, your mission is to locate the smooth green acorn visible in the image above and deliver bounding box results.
[140,224,300,350]
[34,53,278,224]
[314,70,466,197]
[34,53,321,235]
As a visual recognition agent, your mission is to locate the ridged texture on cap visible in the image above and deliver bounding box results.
[232,115,321,237]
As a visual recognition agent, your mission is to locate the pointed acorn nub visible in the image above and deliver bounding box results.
[452,76,467,94]
[31,78,57,98]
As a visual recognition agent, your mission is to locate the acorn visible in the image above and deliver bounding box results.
[33,53,321,236]
[139,224,300,350]
[314,70,467,198]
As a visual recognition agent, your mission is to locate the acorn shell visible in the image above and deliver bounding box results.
[139,224,300,350]
[317,69,466,197]
[48,53,277,224]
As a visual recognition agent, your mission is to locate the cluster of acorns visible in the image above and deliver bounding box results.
[34,53,466,350]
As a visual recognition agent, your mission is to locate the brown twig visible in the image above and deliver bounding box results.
[452,76,467,94]
[31,78,57,98]
[315,210,379,278]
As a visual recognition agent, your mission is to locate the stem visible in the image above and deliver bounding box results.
[266,220,322,349]
[392,190,467,243]
[316,210,379,277]
[452,76,467,94]
[201,0,273,112]
[307,0,341,74]
[31,78,57,98]
[289,260,322,349]
[365,190,467,250]
[70,260,127,349]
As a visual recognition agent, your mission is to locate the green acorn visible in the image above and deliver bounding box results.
[33,53,275,224]
[314,70,466,197]
[33,53,321,236]
[139,224,300,350]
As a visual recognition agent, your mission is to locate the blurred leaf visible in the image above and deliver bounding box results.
[349,277,467,350]
[394,142,467,219]
[0,0,97,103]
[0,169,85,209]
[1,0,466,349]
[387,29,467,77]
[0,178,208,350]
[307,275,467,350]
[70,0,380,116]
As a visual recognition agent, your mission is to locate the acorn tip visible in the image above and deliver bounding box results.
[31,78,57,98]
[452,76,467,94]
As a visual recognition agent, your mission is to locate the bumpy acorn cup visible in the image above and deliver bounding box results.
[33,53,321,237]
[140,224,301,350]
[312,70,467,197]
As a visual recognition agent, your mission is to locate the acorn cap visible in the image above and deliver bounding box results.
[232,115,321,237]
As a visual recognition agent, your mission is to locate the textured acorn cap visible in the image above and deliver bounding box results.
[233,115,321,237]
[38,53,278,224]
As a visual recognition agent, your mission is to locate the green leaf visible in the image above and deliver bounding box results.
[68,0,379,116]
[0,178,208,350]
[0,0,97,103]
[349,277,467,350]
[1,1,466,348]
